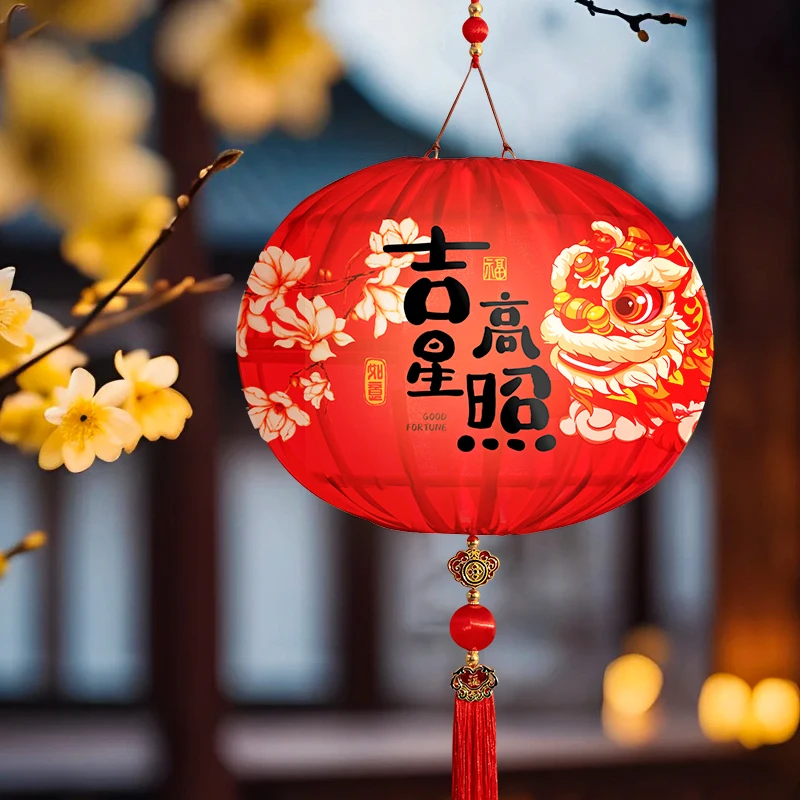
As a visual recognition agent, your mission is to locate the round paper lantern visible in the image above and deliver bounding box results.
[237,156,714,535]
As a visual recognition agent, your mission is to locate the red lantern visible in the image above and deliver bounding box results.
[236,8,713,799]
[237,156,713,533]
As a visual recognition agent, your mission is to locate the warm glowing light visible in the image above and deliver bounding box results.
[751,678,800,745]
[602,703,660,744]
[698,673,752,742]
[603,654,664,716]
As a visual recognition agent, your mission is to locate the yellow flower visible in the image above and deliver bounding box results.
[71,279,150,317]
[157,0,340,137]
[114,350,192,448]
[15,311,87,395]
[0,42,168,227]
[0,0,154,40]
[0,391,55,453]
[62,195,175,282]
[39,368,140,473]
[0,266,34,351]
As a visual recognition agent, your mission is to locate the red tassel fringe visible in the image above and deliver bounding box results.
[452,695,498,800]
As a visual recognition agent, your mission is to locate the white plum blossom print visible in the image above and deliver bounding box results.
[236,302,249,358]
[248,246,311,314]
[354,267,407,338]
[244,387,311,443]
[272,293,354,362]
[560,400,647,443]
[365,218,430,270]
[299,371,334,409]
[674,401,704,443]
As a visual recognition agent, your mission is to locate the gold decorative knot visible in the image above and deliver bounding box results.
[451,665,498,702]
[448,541,499,589]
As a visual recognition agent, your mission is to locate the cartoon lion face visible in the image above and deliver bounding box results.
[540,222,713,450]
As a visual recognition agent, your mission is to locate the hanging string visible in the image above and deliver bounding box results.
[424,2,515,159]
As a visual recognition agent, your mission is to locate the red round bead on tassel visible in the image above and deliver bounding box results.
[450,604,496,651]
[462,16,489,44]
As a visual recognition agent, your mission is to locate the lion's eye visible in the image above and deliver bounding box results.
[611,286,662,324]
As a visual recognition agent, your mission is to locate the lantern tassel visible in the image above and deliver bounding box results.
[453,692,498,800]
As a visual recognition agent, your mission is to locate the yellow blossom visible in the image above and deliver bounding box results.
[0,0,154,40]
[114,350,192,449]
[14,311,87,395]
[0,42,168,227]
[0,391,55,453]
[62,195,175,283]
[157,0,340,137]
[0,267,34,351]
[71,279,150,317]
[39,368,140,473]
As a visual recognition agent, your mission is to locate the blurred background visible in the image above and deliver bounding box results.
[0,0,798,798]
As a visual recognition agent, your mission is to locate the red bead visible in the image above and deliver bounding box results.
[450,604,496,651]
[462,16,489,44]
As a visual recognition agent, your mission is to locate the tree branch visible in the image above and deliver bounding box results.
[575,0,687,41]
[0,149,242,390]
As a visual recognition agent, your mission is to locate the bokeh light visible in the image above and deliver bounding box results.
[603,654,664,717]
[698,673,752,743]
[751,678,800,745]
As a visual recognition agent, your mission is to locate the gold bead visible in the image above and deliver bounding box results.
[469,43,483,57]
[466,650,480,668]
[467,536,479,551]
[469,3,483,16]
[467,588,481,605]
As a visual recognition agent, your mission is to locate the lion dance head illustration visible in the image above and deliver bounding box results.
[540,222,714,451]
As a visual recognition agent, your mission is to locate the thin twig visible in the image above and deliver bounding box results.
[2,531,46,561]
[575,0,687,41]
[1,4,26,48]
[0,149,243,389]
[82,274,233,336]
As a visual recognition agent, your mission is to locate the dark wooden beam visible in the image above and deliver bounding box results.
[149,25,236,800]
[712,0,800,684]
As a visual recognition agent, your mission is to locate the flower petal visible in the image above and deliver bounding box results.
[269,391,293,407]
[399,218,418,242]
[286,404,311,426]
[43,405,65,425]
[247,313,270,333]
[365,252,392,269]
[0,266,15,295]
[279,419,296,441]
[66,368,96,403]
[94,434,124,463]
[310,339,335,362]
[38,429,65,470]
[295,293,316,325]
[332,331,355,346]
[101,406,141,448]
[63,439,96,473]
[95,379,131,408]
[243,386,268,406]
[374,312,388,338]
[249,296,270,315]
[114,349,149,381]
[314,305,336,337]
[139,355,179,389]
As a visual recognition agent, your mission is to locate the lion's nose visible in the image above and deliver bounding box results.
[554,291,613,334]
